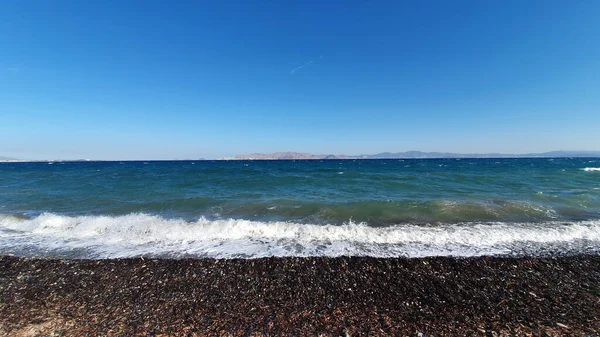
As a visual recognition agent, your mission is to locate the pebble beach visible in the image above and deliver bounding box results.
[1,254,599,336]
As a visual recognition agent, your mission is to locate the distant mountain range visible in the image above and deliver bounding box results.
[233,152,353,160]
[3,151,600,161]
[232,150,600,160]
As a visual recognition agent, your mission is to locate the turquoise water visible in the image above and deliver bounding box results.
[1,158,599,258]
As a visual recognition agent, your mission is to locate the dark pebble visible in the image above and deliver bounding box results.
[1,255,599,336]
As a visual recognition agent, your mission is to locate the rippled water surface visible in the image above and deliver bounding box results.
[1,158,599,258]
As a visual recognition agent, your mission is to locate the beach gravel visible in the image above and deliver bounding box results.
[1,255,599,336]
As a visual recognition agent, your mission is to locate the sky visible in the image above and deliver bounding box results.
[1,0,599,160]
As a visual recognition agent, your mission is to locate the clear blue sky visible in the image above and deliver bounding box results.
[1,0,599,160]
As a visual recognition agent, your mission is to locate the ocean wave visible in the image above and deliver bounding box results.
[89,198,584,225]
[583,167,600,172]
[1,213,599,259]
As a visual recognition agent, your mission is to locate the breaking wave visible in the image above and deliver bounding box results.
[1,213,599,259]
[583,167,600,172]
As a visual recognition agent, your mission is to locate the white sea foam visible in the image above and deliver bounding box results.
[0,213,599,259]
[583,167,600,172]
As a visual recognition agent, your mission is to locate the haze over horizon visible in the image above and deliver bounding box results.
[3,150,600,162]
[2,1,599,160]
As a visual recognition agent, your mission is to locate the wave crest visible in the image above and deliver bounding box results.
[1,213,599,259]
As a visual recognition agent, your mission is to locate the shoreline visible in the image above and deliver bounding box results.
[1,255,599,336]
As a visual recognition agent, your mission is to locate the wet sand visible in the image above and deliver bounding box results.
[1,255,599,336]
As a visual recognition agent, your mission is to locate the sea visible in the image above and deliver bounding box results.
[1,158,599,259]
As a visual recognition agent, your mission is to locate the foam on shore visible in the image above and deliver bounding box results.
[1,212,599,259]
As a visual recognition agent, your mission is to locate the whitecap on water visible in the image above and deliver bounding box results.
[0,213,599,259]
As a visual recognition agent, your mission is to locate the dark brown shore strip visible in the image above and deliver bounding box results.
[1,255,599,336]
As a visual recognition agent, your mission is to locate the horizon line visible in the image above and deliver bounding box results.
[2,149,600,162]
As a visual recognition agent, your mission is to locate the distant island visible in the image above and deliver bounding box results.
[232,152,353,160]
[231,150,600,160]
[3,151,600,162]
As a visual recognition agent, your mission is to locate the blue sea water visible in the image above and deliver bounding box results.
[1,158,599,258]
